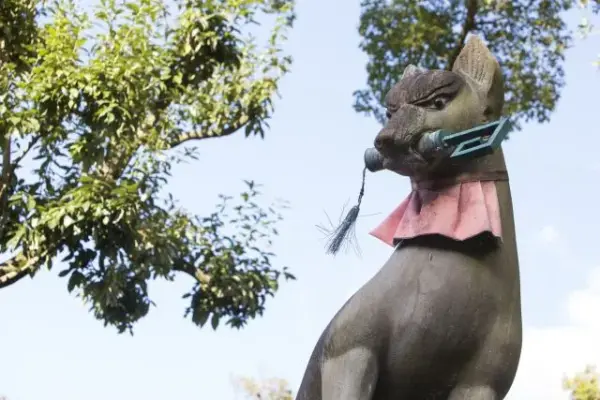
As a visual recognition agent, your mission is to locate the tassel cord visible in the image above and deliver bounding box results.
[325,167,368,255]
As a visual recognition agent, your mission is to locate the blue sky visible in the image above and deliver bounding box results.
[1,1,600,399]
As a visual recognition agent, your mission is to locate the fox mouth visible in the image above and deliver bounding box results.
[380,130,439,176]
[382,149,428,176]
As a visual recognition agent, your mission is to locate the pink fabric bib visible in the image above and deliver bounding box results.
[369,181,502,247]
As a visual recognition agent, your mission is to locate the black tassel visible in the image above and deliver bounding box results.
[324,167,367,255]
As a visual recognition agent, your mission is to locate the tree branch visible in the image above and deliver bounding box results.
[0,132,13,199]
[447,0,478,69]
[0,253,35,289]
[0,135,41,193]
[1,136,11,186]
[173,263,196,278]
[12,135,41,167]
[0,266,29,288]
[168,122,248,149]
[0,132,13,238]
[0,135,41,237]
[173,263,211,283]
[172,259,213,285]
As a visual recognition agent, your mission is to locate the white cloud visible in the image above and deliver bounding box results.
[567,268,600,330]
[507,267,600,399]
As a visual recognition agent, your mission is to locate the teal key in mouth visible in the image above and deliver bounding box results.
[364,116,512,172]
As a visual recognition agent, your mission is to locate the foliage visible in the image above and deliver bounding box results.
[577,0,600,67]
[354,0,578,127]
[564,365,600,400]
[0,0,295,333]
[233,376,294,400]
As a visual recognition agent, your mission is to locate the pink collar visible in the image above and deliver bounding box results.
[369,180,503,246]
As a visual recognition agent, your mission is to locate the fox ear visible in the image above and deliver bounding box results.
[452,35,504,118]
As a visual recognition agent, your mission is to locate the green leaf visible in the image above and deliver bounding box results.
[67,271,85,293]
[211,313,220,330]
[63,215,75,227]
[26,195,35,210]
[193,308,210,327]
[125,2,140,14]
[58,269,71,277]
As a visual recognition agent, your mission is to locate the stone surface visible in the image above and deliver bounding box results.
[295,35,522,400]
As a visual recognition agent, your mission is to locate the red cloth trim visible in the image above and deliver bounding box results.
[369,181,502,246]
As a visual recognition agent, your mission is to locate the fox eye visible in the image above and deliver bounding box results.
[414,93,452,110]
[432,95,450,110]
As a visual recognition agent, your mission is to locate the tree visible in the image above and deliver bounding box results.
[564,365,600,400]
[577,0,600,67]
[233,376,294,400]
[354,0,579,128]
[0,0,295,333]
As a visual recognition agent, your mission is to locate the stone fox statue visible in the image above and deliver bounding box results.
[296,36,522,400]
